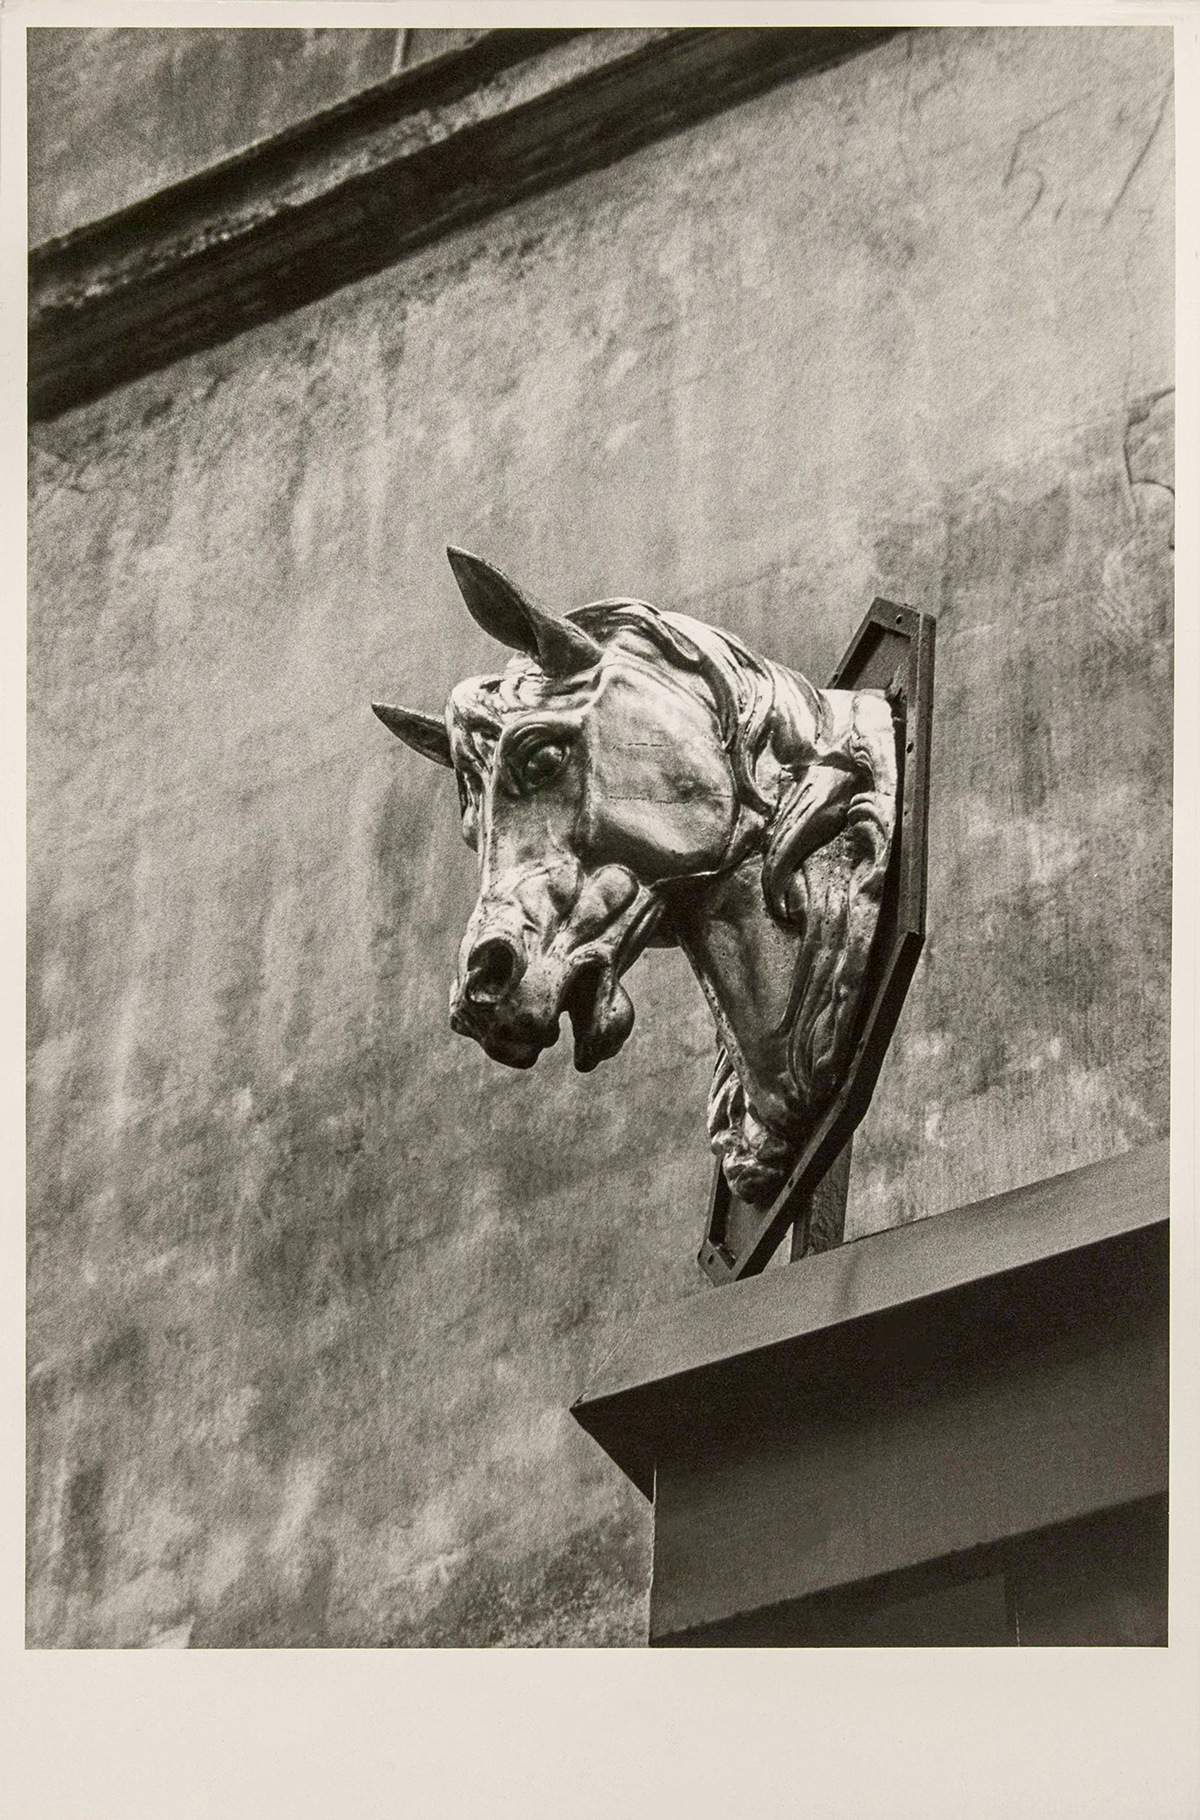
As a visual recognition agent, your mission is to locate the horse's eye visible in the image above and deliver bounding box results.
[517,742,568,790]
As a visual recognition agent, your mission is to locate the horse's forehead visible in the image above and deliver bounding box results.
[447,648,699,739]
[446,667,569,768]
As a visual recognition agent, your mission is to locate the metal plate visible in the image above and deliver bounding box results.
[698,599,935,1283]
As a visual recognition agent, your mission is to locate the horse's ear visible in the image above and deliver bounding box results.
[372,701,453,768]
[446,546,602,676]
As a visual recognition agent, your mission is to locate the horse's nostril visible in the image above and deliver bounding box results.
[464,936,524,1004]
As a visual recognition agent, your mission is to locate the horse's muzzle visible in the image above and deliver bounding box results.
[449,875,663,1072]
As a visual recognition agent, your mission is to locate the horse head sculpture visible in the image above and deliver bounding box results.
[375,549,897,1209]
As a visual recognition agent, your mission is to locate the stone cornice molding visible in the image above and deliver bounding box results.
[29,24,899,421]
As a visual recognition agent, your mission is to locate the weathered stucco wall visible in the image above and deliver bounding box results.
[27,26,1173,1648]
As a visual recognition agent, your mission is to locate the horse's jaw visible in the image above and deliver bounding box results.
[560,958,635,1072]
[564,882,670,1071]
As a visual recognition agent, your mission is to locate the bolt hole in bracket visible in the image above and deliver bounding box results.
[699,599,936,1285]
